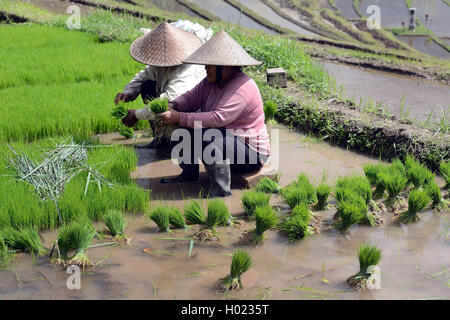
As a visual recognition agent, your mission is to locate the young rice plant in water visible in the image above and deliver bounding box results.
[184,200,206,225]
[1,227,46,255]
[104,210,128,240]
[398,189,431,223]
[206,199,231,232]
[255,177,280,194]
[348,244,382,290]
[241,191,271,216]
[440,161,450,189]
[148,206,170,232]
[253,205,279,244]
[169,207,187,229]
[220,249,253,291]
[314,182,332,210]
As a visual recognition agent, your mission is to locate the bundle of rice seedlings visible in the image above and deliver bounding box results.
[373,172,387,199]
[118,123,135,139]
[407,163,434,189]
[281,185,309,208]
[241,191,271,216]
[398,189,431,223]
[104,210,128,241]
[255,177,280,193]
[148,205,170,232]
[440,161,450,189]
[404,155,418,171]
[111,102,128,119]
[263,100,277,121]
[384,171,408,206]
[57,220,96,269]
[184,200,206,225]
[168,207,187,229]
[239,205,279,245]
[314,182,332,210]
[336,176,372,205]
[297,174,317,204]
[278,214,311,241]
[149,98,169,114]
[206,199,231,231]
[334,200,365,231]
[348,244,382,290]
[0,235,11,266]
[1,227,46,255]
[391,158,407,176]
[219,249,253,291]
[290,204,312,223]
[363,163,383,188]
[424,182,444,210]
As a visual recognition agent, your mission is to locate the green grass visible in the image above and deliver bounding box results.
[206,199,230,231]
[148,205,170,232]
[104,210,127,237]
[255,177,280,194]
[0,226,46,255]
[440,161,450,189]
[314,182,332,210]
[0,139,149,231]
[241,191,271,216]
[357,244,381,276]
[398,189,431,223]
[168,207,187,229]
[253,205,279,244]
[263,100,278,122]
[183,200,206,225]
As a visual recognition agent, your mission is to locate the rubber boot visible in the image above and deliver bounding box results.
[160,163,199,184]
[204,160,232,197]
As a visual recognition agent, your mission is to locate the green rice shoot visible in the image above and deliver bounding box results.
[168,207,187,229]
[398,189,431,223]
[118,123,135,139]
[1,226,46,255]
[440,161,450,189]
[424,182,443,209]
[111,102,129,119]
[357,244,382,276]
[383,171,408,206]
[255,177,280,193]
[104,210,127,238]
[278,213,311,242]
[206,199,231,232]
[281,185,309,208]
[241,191,271,216]
[314,182,332,210]
[183,200,206,225]
[149,98,169,114]
[335,200,365,231]
[222,249,253,290]
[148,205,170,232]
[253,205,279,244]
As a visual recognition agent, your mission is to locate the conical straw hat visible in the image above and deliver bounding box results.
[183,30,261,66]
[130,22,202,67]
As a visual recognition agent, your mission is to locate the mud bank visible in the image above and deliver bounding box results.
[0,10,29,22]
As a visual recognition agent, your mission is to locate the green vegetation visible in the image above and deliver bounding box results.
[183,200,206,225]
[148,205,170,232]
[278,213,311,241]
[0,235,11,266]
[424,182,443,210]
[383,171,408,206]
[314,181,332,210]
[149,98,169,114]
[56,220,96,269]
[253,205,279,244]
[398,189,431,223]
[241,191,271,216]
[335,199,365,231]
[407,162,435,189]
[348,243,381,289]
[255,177,280,194]
[281,185,309,208]
[440,161,450,189]
[1,227,46,255]
[169,207,187,229]
[104,210,128,239]
[221,249,253,290]
[291,204,312,222]
[206,199,230,232]
[263,100,278,123]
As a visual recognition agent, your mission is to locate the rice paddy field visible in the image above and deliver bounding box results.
[0,1,449,302]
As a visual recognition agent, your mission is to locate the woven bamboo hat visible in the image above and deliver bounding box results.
[183,30,261,66]
[130,22,202,67]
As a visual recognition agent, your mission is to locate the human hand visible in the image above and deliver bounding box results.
[157,109,180,125]
[114,93,133,105]
[122,109,138,127]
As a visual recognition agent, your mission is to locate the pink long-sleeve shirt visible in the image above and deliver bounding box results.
[172,71,270,156]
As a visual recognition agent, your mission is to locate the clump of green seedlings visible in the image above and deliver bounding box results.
[263,100,277,125]
[278,204,313,241]
[219,249,253,291]
[440,161,450,189]
[104,210,128,242]
[238,205,279,245]
[111,102,129,119]
[398,189,431,223]
[281,185,309,208]
[381,171,408,207]
[255,177,280,193]
[241,190,271,216]
[297,174,317,204]
[1,227,47,256]
[348,244,382,290]
[314,181,332,210]
[168,207,187,229]
[364,163,388,199]
[55,220,96,270]
[184,200,206,225]
[149,98,169,114]
[148,205,170,232]
[424,182,446,211]
[194,199,230,244]
[406,159,434,189]
[118,123,135,139]
[334,199,365,232]
[0,235,11,266]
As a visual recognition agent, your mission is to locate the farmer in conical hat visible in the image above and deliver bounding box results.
[157,31,271,197]
[118,21,208,149]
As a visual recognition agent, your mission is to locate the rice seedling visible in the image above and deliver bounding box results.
[278,214,311,242]
[336,176,372,205]
[313,181,332,210]
[255,177,280,193]
[391,158,407,177]
[297,173,317,204]
[168,207,187,229]
[241,191,271,216]
[263,100,277,124]
[183,200,206,225]
[206,199,231,232]
[1,227,46,255]
[148,206,170,232]
[111,102,129,120]
[334,200,365,231]
[118,123,135,139]
[407,163,435,189]
[348,244,382,290]
[0,235,11,266]
[281,185,309,208]
[240,205,279,245]
[440,161,450,189]
[363,163,382,188]
[398,189,431,223]
[104,210,128,241]
[149,98,169,114]
[383,171,408,206]
[56,220,96,270]
[219,249,253,291]
[424,182,445,210]
[290,204,312,223]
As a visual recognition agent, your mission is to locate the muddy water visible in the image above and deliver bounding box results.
[21,0,95,15]
[1,125,449,300]
[146,0,200,18]
[321,60,450,123]
[359,0,409,28]
[334,0,359,19]
[233,0,317,36]
[410,0,450,37]
[396,35,450,59]
[186,0,276,34]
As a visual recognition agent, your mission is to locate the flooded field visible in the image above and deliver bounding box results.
[410,0,450,37]
[333,0,359,19]
[146,0,200,18]
[187,0,276,34]
[396,35,450,59]
[321,61,450,122]
[1,125,448,300]
[359,0,410,28]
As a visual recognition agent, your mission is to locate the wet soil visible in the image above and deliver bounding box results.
[2,126,448,300]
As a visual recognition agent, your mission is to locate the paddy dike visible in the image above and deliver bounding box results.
[1,125,448,300]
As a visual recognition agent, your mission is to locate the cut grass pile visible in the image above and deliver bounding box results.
[0,24,148,142]
[0,139,149,231]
